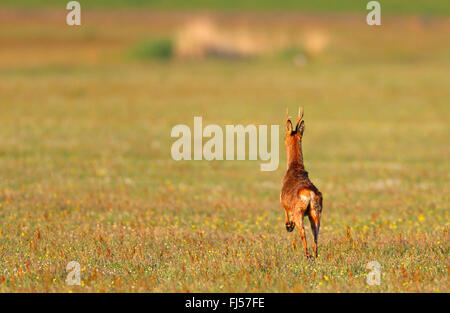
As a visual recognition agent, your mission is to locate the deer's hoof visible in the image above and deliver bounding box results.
[305,254,313,260]
[285,221,295,232]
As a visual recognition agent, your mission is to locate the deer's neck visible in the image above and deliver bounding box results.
[286,139,305,170]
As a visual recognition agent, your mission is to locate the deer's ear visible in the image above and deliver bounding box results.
[286,120,293,133]
[297,120,305,135]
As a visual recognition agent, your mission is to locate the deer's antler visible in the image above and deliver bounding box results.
[296,107,304,125]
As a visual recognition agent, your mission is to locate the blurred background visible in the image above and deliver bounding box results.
[0,1,448,292]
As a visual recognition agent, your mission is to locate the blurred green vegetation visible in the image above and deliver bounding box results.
[1,0,449,15]
[128,38,174,61]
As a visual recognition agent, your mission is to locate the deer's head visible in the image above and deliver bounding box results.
[285,107,305,145]
[285,107,305,167]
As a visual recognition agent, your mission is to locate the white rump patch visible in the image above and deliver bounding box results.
[300,195,310,201]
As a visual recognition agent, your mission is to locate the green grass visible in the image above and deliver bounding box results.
[1,0,450,15]
[0,12,448,293]
[128,38,174,61]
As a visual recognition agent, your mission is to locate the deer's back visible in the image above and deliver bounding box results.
[280,167,320,209]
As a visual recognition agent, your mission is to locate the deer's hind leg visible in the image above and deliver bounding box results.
[293,191,312,257]
[308,191,322,257]
[308,211,320,258]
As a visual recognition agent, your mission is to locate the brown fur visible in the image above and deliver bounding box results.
[280,108,323,258]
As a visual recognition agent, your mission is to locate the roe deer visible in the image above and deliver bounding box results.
[281,107,323,258]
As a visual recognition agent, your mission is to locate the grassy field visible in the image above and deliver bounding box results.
[0,9,449,292]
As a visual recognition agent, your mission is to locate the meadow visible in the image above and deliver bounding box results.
[0,9,449,292]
